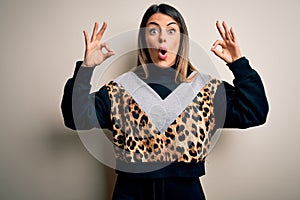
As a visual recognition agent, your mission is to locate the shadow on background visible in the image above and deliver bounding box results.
[44,122,117,200]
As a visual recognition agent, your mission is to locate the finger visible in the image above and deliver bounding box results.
[211,39,224,49]
[101,43,115,59]
[96,22,107,41]
[230,27,237,42]
[216,21,226,39]
[91,22,99,42]
[222,21,233,40]
[102,42,114,52]
[83,30,89,47]
[211,40,222,53]
[104,51,116,59]
[211,45,224,59]
[102,43,116,53]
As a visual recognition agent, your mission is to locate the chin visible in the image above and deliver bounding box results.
[152,59,175,68]
[154,62,172,68]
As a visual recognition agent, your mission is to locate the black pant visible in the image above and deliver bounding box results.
[112,175,206,200]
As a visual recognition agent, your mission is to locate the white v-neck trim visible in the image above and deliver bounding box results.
[114,71,212,132]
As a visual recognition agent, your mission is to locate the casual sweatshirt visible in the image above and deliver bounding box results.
[61,57,269,178]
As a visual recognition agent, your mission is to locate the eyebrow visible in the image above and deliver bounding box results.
[147,21,177,26]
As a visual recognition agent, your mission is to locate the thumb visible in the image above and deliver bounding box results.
[211,40,224,58]
[104,51,116,60]
[100,43,115,60]
[211,46,224,60]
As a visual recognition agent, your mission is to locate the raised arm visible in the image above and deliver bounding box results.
[61,22,114,130]
[211,21,269,129]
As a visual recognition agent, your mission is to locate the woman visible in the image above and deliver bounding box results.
[61,3,269,200]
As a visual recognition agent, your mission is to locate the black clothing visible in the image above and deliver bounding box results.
[61,57,269,199]
[112,176,205,200]
[62,57,268,132]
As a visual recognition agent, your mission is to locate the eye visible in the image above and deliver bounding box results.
[167,29,176,34]
[149,28,159,35]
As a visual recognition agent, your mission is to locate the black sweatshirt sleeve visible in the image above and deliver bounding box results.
[61,61,112,130]
[214,57,269,129]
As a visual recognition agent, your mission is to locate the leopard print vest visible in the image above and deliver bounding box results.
[106,71,221,165]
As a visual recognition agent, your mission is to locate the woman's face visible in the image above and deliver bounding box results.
[145,13,180,68]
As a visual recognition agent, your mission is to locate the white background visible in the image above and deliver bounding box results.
[0,0,299,199]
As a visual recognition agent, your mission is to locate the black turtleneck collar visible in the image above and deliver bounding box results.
[132,63,195,99]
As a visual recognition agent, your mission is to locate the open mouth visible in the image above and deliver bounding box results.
[160,49,167,55]
[158,47,168,60]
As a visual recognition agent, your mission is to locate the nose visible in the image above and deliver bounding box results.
[159,29,167,43]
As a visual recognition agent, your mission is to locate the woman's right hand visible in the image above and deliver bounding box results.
[81,22,115,67]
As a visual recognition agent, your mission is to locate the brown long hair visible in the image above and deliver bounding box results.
[137,3,197,82]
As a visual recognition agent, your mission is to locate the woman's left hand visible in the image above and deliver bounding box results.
[211,21,242,64]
